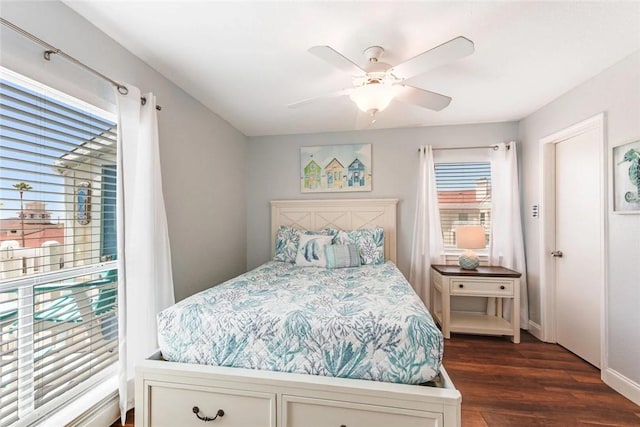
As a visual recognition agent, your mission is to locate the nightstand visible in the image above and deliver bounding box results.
[430,264,521,343]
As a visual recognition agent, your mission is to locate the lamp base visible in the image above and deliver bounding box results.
[459,254,479,270]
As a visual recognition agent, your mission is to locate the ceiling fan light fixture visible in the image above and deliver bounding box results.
[300,37,474,115]
[349,82,401,113]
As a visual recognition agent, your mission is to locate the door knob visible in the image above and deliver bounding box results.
[551,251,563,258]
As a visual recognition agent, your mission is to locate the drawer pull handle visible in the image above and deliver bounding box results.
[192,407,224,422]
[500,285,505,290]
[459,284,464,288]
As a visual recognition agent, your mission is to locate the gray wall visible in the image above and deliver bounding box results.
[0,1,248,301]
[246,122,519,277]
[519,50,640,385]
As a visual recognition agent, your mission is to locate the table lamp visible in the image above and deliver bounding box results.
[456,225,486,270]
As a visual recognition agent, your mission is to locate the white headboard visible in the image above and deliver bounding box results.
[270,199,398,263]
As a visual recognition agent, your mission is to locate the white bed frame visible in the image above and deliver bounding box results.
[136,199,461,427]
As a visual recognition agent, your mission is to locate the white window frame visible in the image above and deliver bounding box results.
[433,147,492,261]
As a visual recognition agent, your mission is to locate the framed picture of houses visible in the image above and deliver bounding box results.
[300,144,372,193]
[612,138,640,213]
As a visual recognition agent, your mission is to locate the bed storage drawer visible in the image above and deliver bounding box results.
[147,381,276,427]
[282,395,443,427]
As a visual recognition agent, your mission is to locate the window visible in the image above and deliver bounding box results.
[434,161,491,249]
[0,69,118,426]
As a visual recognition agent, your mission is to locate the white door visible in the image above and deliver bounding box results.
[554,127,602,368]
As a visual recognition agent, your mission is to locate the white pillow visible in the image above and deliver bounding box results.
[295,234,334,267]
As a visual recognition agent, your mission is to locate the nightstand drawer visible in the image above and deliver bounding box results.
[450,279,513,296]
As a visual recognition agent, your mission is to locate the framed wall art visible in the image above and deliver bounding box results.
[612,139,640,213]
[300,144,372,193]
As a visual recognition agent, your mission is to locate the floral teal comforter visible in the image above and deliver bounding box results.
[157,261,443,384]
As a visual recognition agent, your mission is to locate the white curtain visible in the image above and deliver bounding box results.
[115,85,175,421]
[409,146,445,306]
[488,142,529,328]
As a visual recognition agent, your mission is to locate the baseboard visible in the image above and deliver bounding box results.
[603,368,640,406]
[527,320,543,341]
[67,391,119,427]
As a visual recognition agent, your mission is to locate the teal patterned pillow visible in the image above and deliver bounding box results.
[274,226,337,263]
[325,244,361,269]
[274,225,299,262]
[335,227,384,265]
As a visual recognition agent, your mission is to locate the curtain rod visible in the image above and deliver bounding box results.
[1,17,162,111]
[419,144,511,152]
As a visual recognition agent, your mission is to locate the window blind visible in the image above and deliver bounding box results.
[434,162,492,247]
[0,78,117,275]
[0,72,118,426]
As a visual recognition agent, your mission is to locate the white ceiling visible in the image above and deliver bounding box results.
[63,1,640,137]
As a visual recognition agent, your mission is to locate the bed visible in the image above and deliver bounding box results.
[135,199,461,427]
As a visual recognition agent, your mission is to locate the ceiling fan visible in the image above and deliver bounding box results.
[288,36,474,120]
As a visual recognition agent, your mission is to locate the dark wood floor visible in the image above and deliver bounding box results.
[444,332,640,426]
[111,332,640,426]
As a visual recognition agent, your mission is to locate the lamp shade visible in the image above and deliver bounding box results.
[349,83,401,113]
[456,225,486,249]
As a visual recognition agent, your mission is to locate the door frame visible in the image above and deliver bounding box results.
[539,113,607,368]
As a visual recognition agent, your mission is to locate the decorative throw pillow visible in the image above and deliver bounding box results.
[325,244,361,269]
[295,234,334,267]
[274,226,338,263]
[334,227,385,265]
[274,225,300,262]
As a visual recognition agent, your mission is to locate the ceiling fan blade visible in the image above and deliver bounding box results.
[391,36,474,79]
[308,46,366,75]
[287,88,352,109]
[395,85,452,111]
